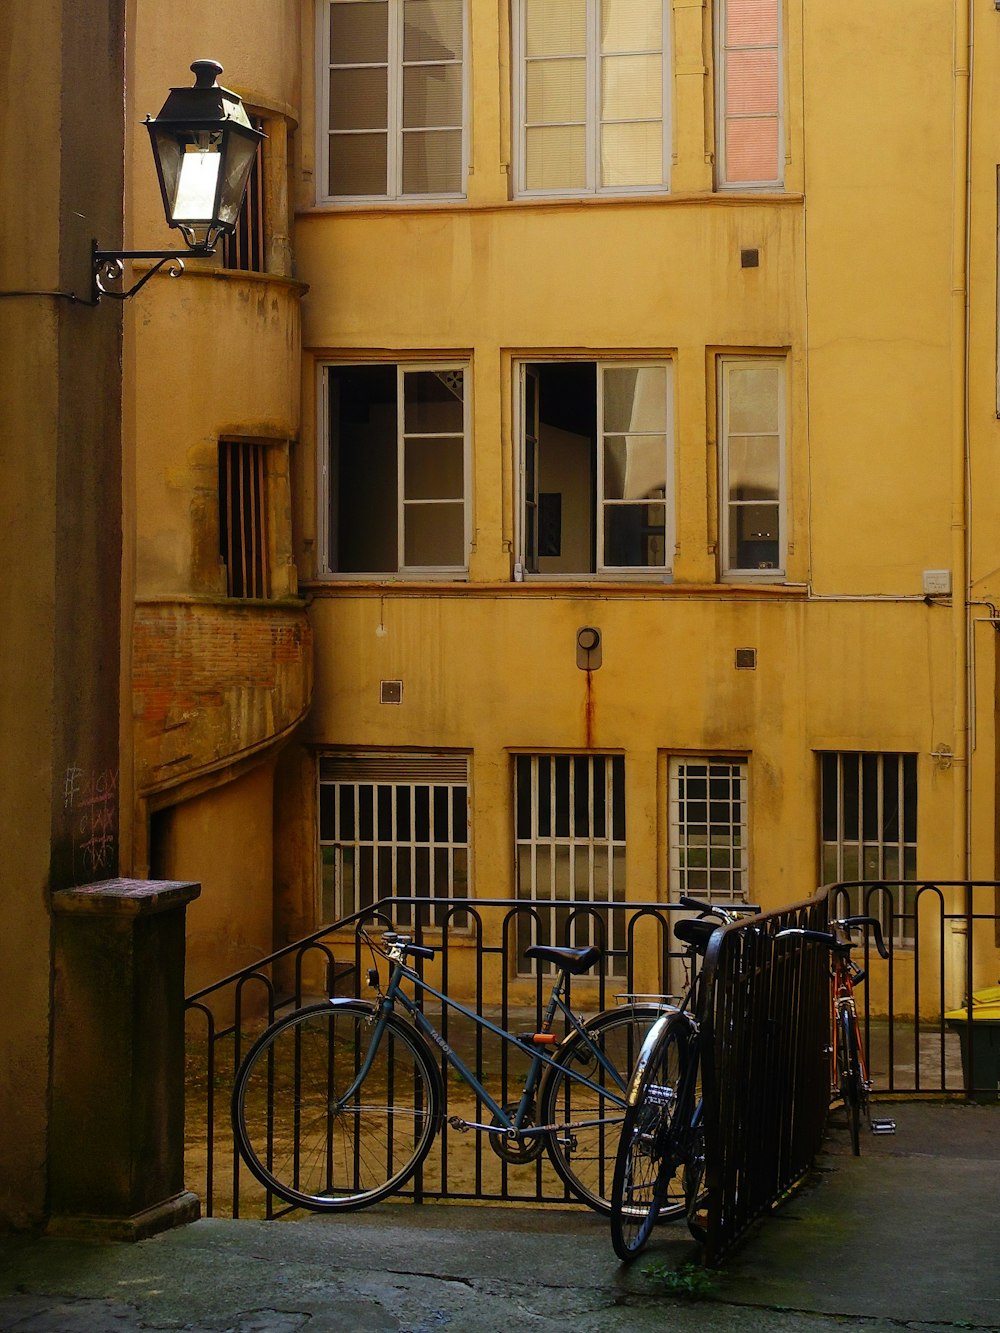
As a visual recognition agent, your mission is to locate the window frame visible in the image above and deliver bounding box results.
[318,751,471,927]
[316,0,468,204]
[714,0,784,191]
[667,755,750,905]
[717,354,787,581]
[514,357,676,580]
[317,359,473,579]
[512,0,672,199]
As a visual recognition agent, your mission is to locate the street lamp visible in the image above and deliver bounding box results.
[92,60,265,303]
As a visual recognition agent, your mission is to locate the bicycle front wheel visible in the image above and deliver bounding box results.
[540,1004,666,1214]
[610,1014,691,1262]
[839,1006,862,1156]
[232,1000,441,1211]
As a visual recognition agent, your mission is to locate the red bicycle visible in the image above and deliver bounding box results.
[778,915,895,1153]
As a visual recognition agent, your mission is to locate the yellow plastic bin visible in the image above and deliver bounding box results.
[944,986,1000,1102]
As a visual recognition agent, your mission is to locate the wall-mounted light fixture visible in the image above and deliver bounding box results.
[92,60,264,303]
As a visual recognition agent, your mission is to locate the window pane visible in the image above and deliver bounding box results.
[728,365,780,432]
[728,502,779,570]
[404,501,465,565]
[404,370,464,431]
[727,436,779,500]
[526,58,587,123]
[330,0,389,64]
[603,365,666,432]
[604,503,665,566]
[329,132,388,195]
[601,54,661,121]
[401,129,462,192]
[725,48,778,116]
[403,0,463,61]
[404,437,464,499]
[726,0,778,47]
[525,124,587,190]
[603,435,667,500]
[724,117,779,184]
[403,63,463,128]
[330,67,388,131]
[601,0,661,53]
[330,364,398,570]
[600,121,662,186]
[525,0,587,57]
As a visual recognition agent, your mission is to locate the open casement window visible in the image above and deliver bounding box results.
[715,0,783,189]
[517,360,674,578]
[515,0,670,196]
[820,752,918,948]
[319,752,470,927]
[319,0,466,200]
[514,753,627,977]
[322,362,470,576]
[718,356,785,578]
[668,757,749,903]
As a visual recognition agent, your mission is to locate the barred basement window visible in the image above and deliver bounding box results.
[222,117,266,272]
[319,753,470,927]
[820,751,918,947]
[219,440,270,598]
[514,753,626,975]
[668,757,749,903]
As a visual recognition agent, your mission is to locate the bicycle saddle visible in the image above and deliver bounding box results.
[673,917,718,954]
[524,944,601,973]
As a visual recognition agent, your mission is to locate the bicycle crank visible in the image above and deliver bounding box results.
[488,1105,545,1163]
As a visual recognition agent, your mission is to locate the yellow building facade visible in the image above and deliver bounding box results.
[126,0,1000,1002]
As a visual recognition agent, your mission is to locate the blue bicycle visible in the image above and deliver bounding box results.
[232,926,667,1214]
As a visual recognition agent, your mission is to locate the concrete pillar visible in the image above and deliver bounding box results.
[49,878,201,1240]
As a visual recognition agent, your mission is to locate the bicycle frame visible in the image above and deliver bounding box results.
[830,956,870,1099]
[343,944,659,1142]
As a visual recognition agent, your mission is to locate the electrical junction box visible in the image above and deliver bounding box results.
[922,570,952,596]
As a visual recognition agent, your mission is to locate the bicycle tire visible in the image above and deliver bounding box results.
[539,1004,666,1215]
[232,1000,441,1211]
[609,1013,691,1261]
[839,1006,862,1156]
[683,1110,708,1244]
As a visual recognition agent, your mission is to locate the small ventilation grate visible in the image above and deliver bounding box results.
[735,648,757,670]
[380,680,403,704]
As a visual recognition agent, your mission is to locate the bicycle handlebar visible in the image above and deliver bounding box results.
[678,895,760,921]
[777,915,889,960]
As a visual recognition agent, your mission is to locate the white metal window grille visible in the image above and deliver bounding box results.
[319,753,470,927]
[514,0,670,196]
[668,757,749,903]
[820,752,918,947]
[517,360,673,577]
[514,753,626,975]
[719,356,785,577]
[716,0,783,188]
[319,0,466,201]
[321,361,469,576]
[219,440,269,598]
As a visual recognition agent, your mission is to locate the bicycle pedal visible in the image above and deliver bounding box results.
[870,1118,896,1135]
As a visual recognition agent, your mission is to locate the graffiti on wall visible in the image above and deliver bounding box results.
[64,766,119,880]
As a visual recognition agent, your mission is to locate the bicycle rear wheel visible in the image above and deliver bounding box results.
[539,1004,665,1214]
[610,1013,690,1262]
[232,1000,441,1210]
[838,1006,862,1156]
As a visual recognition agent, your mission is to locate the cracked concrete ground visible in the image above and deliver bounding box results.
[0,1102,997,1332]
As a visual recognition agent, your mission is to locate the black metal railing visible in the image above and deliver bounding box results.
[185,883,998,1232]
[697,888,830,1262]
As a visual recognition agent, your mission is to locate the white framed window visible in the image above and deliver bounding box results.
[820,751,918,947]
[715,0,783,189]
[718,356,785,578]
[319,752,470,926]
[318,0,466,201]
[668,757,749,903]
[319,361,470,576]
[516,360,674,577]
[513,0,670,197]
[514,753,627,975]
